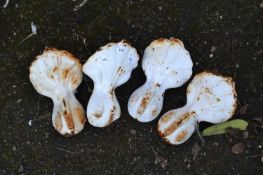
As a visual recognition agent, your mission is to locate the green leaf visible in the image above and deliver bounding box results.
[202,119,248,136]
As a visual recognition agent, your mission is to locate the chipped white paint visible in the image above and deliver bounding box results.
[29,48,86,136]
[158,72,237,145]
[83,40,139,127]
[128,38,193,122]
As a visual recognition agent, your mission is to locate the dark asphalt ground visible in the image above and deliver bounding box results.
[0,0,263,174]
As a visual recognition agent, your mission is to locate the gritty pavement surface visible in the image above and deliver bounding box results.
[0,0,263,174]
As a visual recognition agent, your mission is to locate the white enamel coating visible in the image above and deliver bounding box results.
[158,72,237,145]
[128,38,193,122]
[83,40,139,127]
[29,48,86,136]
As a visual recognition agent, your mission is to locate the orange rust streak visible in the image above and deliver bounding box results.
[163,112,194,136]
[64,111,75,131]
[53,67,58,72]
[161,111,174,123]
[72,75,79,86]
[175,130,188,142]
[137,91,152,115]
[63,69,70,79]
[75,107,86,124]
[54,113,62,131]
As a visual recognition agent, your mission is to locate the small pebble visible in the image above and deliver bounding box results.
[258,145,262,149]
[261,156,263,162]
[12,146,16,151]
[210,46,217,52]
[187,163,191,169]
[18,165,24,173]
[209,53,213,58]
[28,120,32,126]
[17,98,22,103]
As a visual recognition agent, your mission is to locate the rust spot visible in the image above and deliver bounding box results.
[54,113,62,131]
[156,83,161,87]
[152,108,158,117]
[172,70,177,75]
[175,130,188,142]
[163,112,194,137]
[122,39,131,45]
[137,91,152,115]
[117,66,125,76]
[64,111,74,130]
[216,98,221,102]
[204,87,212,94]
[107,106,116,125]
[48,71,54,79]
[161,111,174,123]
[75,107,86,124]
[156,38,166,42]
[62,99,66,107]
[44,47,58,52]
[170,37,183,45]
[72,75,79,85]
[63,68,70,79]
[94,112,102,119]
[53,67,58,72]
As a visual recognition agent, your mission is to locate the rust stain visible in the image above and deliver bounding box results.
[137,91,152,115]
[203,87,212,95]
[94,112,102,119]
[186,87,191,94]
[63,68,70,79]
[170,37,183,46]
[156,38,166,42]
[152,108,158,117]
[122,39,131,45]
[107,106,116,125]
[53,67,58,72]
[48,71,54,79]
[117,66,125,76]
[64,111,75,130]
[72,75,79,85]
[75,107,86,124]
[62,99,66,107]
[175,130,188,142]
[109,88,115,98]
[161,111,175,123]
[54,112,62,132]
[130,96,137,105]
[155,83,161,87]
[163,112,195,137]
